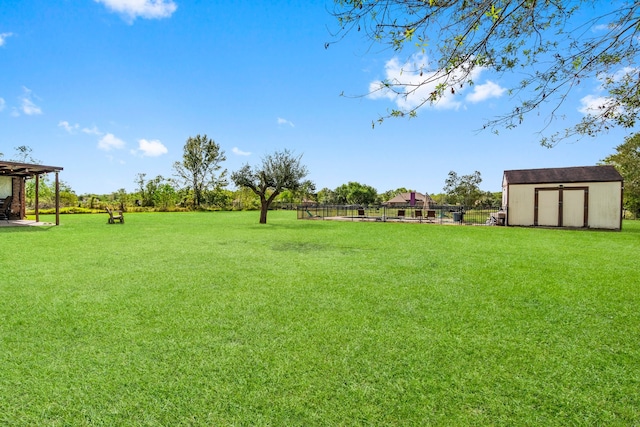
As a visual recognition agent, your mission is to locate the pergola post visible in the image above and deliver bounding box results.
[35,174,40,222]
[55,172,60,226]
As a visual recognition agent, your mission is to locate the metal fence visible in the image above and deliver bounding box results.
[297,204,505,226]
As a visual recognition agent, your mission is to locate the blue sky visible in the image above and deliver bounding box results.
[0,0,633,195]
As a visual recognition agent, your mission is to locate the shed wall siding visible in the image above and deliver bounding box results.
[506,183,539,225]
[587,181,622,229]
[506,181,621,229]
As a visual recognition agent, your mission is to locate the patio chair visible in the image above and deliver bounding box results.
[0,196,12,221]
[426,210,436,223]
[106,207,124,224]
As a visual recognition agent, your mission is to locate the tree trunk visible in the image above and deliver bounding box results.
[259,201,268,224]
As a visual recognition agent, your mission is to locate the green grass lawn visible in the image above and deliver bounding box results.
[1,211,639,425]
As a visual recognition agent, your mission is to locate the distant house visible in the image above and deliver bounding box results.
[0,161,64,225]
[502,165,623,230]
[384,191,435,207]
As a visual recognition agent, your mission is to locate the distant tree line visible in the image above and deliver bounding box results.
[313,171,501,209]
[14,128,640,219]
[26,169,502,212]
[23,136,313,224]
[16,138,504,216]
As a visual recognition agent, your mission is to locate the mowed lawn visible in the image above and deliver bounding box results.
[1,211,639,426]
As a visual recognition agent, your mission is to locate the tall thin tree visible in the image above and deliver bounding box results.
[173,134,227,208]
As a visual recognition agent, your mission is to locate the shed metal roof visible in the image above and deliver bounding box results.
[0,161,63,178]
[503,165,622,185]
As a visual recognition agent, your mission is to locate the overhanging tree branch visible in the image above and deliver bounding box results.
[329,0,640,145]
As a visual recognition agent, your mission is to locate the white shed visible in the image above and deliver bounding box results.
[502,166,623,230]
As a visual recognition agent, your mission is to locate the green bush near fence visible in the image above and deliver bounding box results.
[1,211,639,425]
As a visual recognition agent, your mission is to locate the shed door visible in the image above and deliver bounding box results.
[536,190,559,226]
[535,186,589,227]
[563,189,586,227]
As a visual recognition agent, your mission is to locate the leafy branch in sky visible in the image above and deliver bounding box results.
[328,0,640,146]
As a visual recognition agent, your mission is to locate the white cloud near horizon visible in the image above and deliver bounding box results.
[369,53,504,111]
[61,122,166,158]
[277,117,294,127]
[82,126,103,135]
[98,133,126,151]
[0,32,13,47]
[58,121,80,133]
[136,138,168,157]
[19,87,42,115]
[59,121,107,137]
[95,0,177,21]
[232,147,251,156]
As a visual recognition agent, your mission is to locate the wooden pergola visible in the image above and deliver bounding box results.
[0,161,64,225]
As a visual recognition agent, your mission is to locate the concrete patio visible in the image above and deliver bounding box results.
[0,219,55,227]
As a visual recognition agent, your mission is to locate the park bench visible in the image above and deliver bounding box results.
[106,207,124,224]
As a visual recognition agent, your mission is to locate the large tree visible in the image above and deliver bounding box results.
[317,187,337,204]
[173,134,227,208]
[334,181,378,205]
[329,1,640,146]
[443,170,483,206]
[231,149,313,224]
[602,132,640,216]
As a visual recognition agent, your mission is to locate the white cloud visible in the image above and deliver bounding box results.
[58,121,80,133]
[0,32,13,47]
[98,133,126,151]
[578,94,618,115]
[369,53,494,111]
[232,147,251,156]
[21,98,42,115]
[136,138,168,157]
[19,87,42,115]
[0,98,5,112]
[465,80,506,103]
[611,66,637,81]
[277,117,295,127]
[95,0,177,20]
[578,67,637,116]
[59,121,106,136]
[82,126,103,135]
